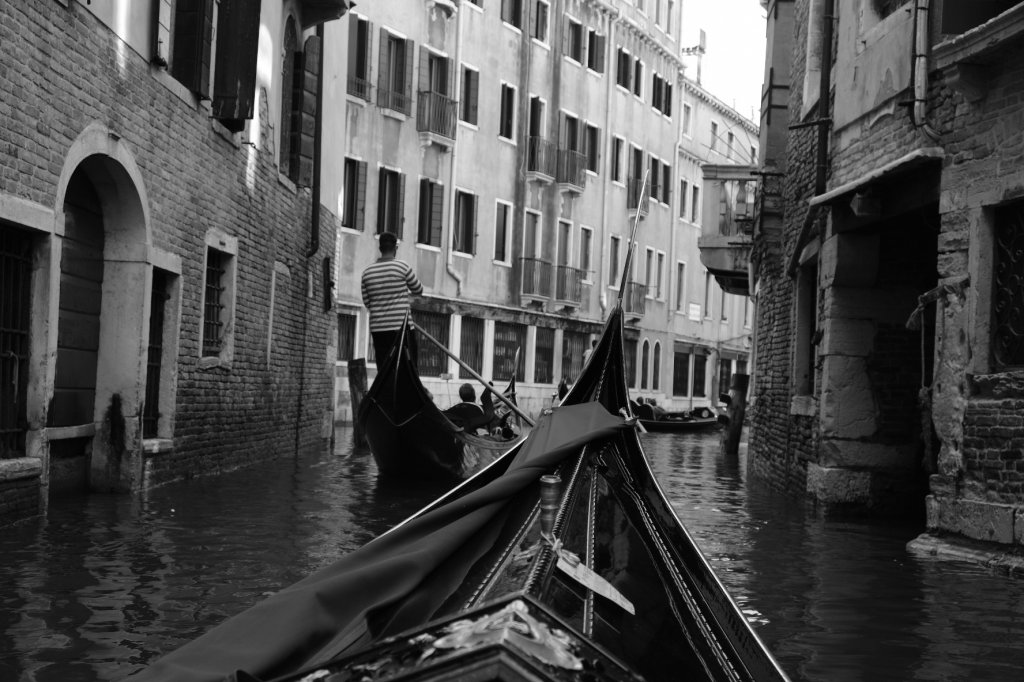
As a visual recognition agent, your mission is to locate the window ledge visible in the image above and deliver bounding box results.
[46,424,96,441]
[0,458,42,482]
[198,356,232,371]
[453,251,474,259]
[381,108,408,122]
[278,172,298,192]
[211,120,241,148]
[416,243,442,252]
[142,438,175,455]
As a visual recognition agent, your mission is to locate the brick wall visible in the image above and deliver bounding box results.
[1,3,335,490]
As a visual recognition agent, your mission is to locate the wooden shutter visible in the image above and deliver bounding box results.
[211,0,261,132]
[419,46,430,97]
[171,0,213,97]
[418,179,430,243]
[377,168,387,234]
[596,34,606,73]
[355,161,367,232]
[396,172,406,238]
[292,35,320,187]
[376,28,389,107]
[402,39,415,114]
[467,70,478,124]
[431,182,444,247]
[663,164,671,204]
[665,82,673,116]
[470,194,477,255]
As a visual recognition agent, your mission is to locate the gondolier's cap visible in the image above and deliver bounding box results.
[379,232,398,250]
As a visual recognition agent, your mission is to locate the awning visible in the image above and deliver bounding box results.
[300,0,353,28]
[808,147,944,207]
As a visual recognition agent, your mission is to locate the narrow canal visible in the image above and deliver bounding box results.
[2,427,1023,681]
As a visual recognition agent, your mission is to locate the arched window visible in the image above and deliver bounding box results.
[641,339,650,390]
[652,341,661,391]
[280,16,297,178]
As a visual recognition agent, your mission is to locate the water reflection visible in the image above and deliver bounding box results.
[0,427,1023,681]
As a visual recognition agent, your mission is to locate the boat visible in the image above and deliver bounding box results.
[356,324,524,481]
[635,403,722,433]
[134,304,789,682]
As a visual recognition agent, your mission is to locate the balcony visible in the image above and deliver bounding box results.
[554,265,585,308]
[347,75,371,101]
[626,176,649,219]
[556,149,586,193]
[697,164,757,296]
[519,257,552,306]
[621,280,648,321]
[526,136,556,183]
[416,90,457,149]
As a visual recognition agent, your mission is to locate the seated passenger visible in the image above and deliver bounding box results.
[443,383,494,434]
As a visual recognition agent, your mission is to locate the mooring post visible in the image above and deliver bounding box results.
[722,373,749,455]
[347,358,368,447]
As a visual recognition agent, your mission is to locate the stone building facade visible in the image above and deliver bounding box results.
[0,0,349,524]
[747,0,1024,552]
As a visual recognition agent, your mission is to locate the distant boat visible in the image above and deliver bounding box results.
[133,304,789,682]
[357,326,523,481]
[634,402,722,433]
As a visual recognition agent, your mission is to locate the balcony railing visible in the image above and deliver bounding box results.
[377,86,412,116]
[416,90,458,140]
[556,149,586,191]
[626,177,649,215]
[554,265,585,306]
[527,136,556,179]
[347,75,371,101]
[519,257,553,299]
[621,280,648,318]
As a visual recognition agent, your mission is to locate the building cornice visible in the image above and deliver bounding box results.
[683,77,759,134]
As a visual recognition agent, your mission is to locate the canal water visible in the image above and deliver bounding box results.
[2,427,1023,681]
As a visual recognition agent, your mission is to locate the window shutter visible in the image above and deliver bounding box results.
[403,39,415,115]
[418,179,430,243]
[211,0,261,132]
[466,70,478,124]
[562,18,570,55]
[355,161,367,231]
[419,45,430,97]
[293,35,320,187]
[171,0,213,98]
[397,173,406,238]
[431,182,444,247]
[597,35,606,72]
[665,82,673,117]
[446,56,455,97]
[471,195,478,256]
[377,168,387,234]
[347,18,359,78]
[376,28,389,107]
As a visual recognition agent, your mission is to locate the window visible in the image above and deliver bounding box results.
[562,331,588,383]
[170,0,214,97]
[579,227,593,281]
[587,30,605,72]
[347,15,372,100]
[652,342,661,391]
[609,234,621,286]
[494,201,512,263]
[751,145,758,163]
[710,121,719,152]
[280,18,319,184]
[279,18,296,174]
[200,231,237,364]
[719,358,733,396]
[682,102,692,136]
[652,73,663,111]
[377,167,405,236]
[523,210,542,258]
[672,350,690,396]
[584,124,600,172]
[533,0,549,42]
[421,49,451,97]
[616,48,631,89]
[994,203,1024,367]
[632,58,643,97]
[644,247,655,298]
[611,137,624,182]
[337,312,357,361]
[494,322,527,382]
[744,296,753,328]
[679,179,688,218]
[721,291,729,321]
[662,163,671,205]
[704,271,713,318]
[460,316,484,379]
[641,340,650,390]
[565,19,583,62]
[692,352,707,397]
[675,261,686,311]
[378,31,413,115]
[417,179,443,247]
[726,131,735,159]
[501,0,523,28]
[656,252,665,299]
[414,310,450,377]
[691,185,701,223]
[793,260,819,394]
[342,157,367,231]
[499,83,516,139]
[625,338,637,389]
[453,190,477,255]
[460,66,479,125]
[535,327,555,384]
[649,157,662,202]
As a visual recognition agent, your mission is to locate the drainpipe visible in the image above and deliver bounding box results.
[911,0,941,141]
[308,23,326,257]
[815,0,834,196]
[444,5,465,296]
[598,9,622,316]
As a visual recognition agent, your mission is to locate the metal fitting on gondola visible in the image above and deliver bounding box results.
[539,474,562,538]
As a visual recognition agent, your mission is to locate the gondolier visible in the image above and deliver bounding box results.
[361,232,423,366]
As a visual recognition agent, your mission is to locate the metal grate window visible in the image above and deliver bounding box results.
[625,338,637,389]
[1,225,32,458]
[692,352,708,397]
[562,330,588,383]
[143,270,168,438]
[534,327,555,384]
[994,201,1024,368]
[414,310,450,377]
[672,351,690,397]
[493,321,527,382]
[337,312,357,361]
[203,247,226,356]
[459,316,484,380]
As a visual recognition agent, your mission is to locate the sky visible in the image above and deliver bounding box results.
[679,0,768,123]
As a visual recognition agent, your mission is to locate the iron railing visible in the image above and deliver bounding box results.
[555,264,585,305]
[347,75,371,101]
[519,257,553,298]
[527,136,556,178]
[416,91,458,139]
[622,280,648,317]
[377,86,412,116]
[556,149,586,190]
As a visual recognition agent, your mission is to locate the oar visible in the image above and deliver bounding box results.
[411,322,536,427]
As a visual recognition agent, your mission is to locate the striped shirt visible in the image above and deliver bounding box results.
[361,257,424,332]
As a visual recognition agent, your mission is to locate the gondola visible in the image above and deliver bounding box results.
[134,303,789,682]
[357,324,524,480]
[635,404,722,433]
